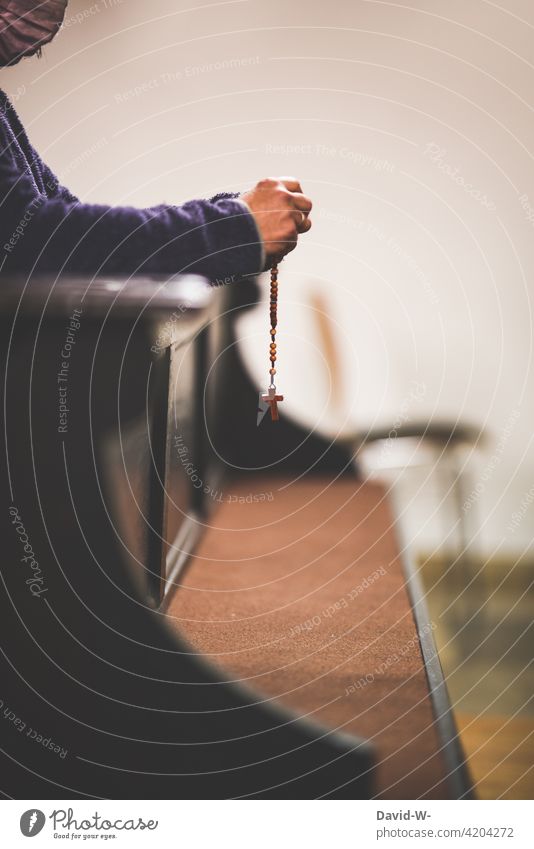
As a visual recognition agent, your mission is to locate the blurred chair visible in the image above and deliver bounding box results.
[355,421,485,640]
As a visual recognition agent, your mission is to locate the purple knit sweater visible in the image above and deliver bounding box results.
[0,88,263,281]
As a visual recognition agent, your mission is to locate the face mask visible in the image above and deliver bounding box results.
[0,0,68,67]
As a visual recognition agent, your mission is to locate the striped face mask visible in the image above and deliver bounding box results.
[0,0,68,66]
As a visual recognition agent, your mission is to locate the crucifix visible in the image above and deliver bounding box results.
[261,385,284,421]
[260,263,283,423]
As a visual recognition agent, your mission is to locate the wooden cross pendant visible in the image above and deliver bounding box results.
[262,386,284,422]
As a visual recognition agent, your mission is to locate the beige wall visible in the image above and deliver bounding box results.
[2,0,533,553]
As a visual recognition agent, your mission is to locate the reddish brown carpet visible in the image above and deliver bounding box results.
[165,476,452,798]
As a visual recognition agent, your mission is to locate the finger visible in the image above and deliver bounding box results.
[295,211,307,232]
[290,207,311,230]
[292,193,313,214]
[298,215,312,233]
[290,208,305,228]
[267,243,296,266]
[266,225,298,259]
[279,177,303,193]
[278,226,299,253]
[268,250,285,266]
[275,241,298,262]
[284,239,298,255]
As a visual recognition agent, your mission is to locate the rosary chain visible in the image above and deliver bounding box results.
[269,263,278,381]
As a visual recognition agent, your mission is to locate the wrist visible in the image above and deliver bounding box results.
[235,197,266,272]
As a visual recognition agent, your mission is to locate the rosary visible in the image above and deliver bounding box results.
[261,263,284,421]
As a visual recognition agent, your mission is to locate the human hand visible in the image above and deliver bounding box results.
[241,177,312,267]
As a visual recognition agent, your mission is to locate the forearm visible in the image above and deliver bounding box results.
[2,194,263,280]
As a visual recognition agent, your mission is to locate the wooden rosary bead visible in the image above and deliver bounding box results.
[262,263,284,422]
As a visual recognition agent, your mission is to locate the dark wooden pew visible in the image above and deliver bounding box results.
[0,272,374,799]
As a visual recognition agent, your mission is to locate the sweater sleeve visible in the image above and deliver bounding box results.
[0,141,263,281]
[34,153,80,204]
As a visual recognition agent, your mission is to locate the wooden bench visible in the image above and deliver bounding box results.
[0,272,374,799]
